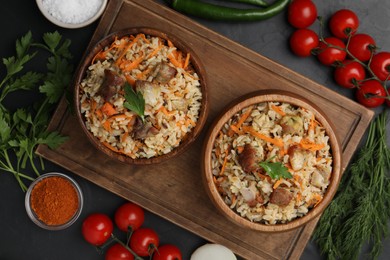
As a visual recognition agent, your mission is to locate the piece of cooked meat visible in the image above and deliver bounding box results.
[98,69,125,101]
[270,188,293,207]
[151,62,177,84]
[288,144,309,171]
[238,144,259,173]
[132,116,159,140]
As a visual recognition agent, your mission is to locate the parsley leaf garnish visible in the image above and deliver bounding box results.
[259,158,292,179]
[0,31,72,192]
[123,82,145,122]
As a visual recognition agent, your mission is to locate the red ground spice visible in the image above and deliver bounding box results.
[30,176,79,226]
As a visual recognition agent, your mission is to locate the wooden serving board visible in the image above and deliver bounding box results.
[36,0,374,259]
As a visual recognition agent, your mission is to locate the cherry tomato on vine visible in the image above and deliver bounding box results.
[287,0,317,29]
[289,28,319,57]
[386,88,390,107]
[81,213,113,246]
[369,52,390,81]
[334,60,366,89]
[355,80,386,108]
[114,202,145,232]
[129,228,160,257]
[348,33,376,62]
[152,244,183,260]
[316,37,347,66]
[329,9,359,39]
[105,243,134,260]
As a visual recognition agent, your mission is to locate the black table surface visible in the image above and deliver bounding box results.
[1,0,389,259]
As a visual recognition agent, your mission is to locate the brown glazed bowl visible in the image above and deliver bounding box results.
[73,27,208,165]
[202,90,341,232]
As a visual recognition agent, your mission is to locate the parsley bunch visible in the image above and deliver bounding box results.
[313,110,390,260]
[0,31,72,192]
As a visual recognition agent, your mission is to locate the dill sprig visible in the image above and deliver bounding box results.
[313,110,390,260]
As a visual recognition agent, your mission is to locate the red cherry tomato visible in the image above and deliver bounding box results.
[114,202,145,232]
[289,29,319,57]
[329,9,359,39]
[152,244,183,260]
[369,52,390,81]
[355,80,386,108]
[316,37,347,66]
[105,243,134,260]
[334,60,366,88]
[348,33,376,62]
[129,228,160,257]
[81,213,113,246]
[287,0,317,29]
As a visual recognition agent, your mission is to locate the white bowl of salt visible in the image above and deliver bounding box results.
[36,0,108,29]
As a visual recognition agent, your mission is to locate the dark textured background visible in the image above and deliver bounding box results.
[0,0,389,259]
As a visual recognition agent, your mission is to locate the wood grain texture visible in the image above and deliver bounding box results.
[36,0,374,259]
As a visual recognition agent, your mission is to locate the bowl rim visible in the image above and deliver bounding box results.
[36,0,108,29]
[25,172,84,231]
[201,90,342,232]
[73,27,209,165]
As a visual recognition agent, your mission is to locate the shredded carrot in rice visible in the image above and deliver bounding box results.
[313,193,323,207]
[229,125,243,136]
[296,192,302,203]
[147,44,163,59]
[157,106,175,116]
[125,74,136,86]
[95,109,103,120]
[231,195,237,205]
[213,176,218,184]
[236,106,253,128]
[255,172,271,181]
[108,113,131,121]
[168,53,183,68]
[273,178,284,189]
[101,102,117,116]
[120,53,145,71]
[219,149,229,176]
[167,39,175,48]
[236,145,245,154]
[299,139,325,151]
[271,104,286,116]
[115,33,146,66]
[241,126,284,148]
[309,113,317,132]
[228,106,253,136]
[136,66,152,79]
[121,132,129,143]
[183,53,191,69]
[102,120,112,132]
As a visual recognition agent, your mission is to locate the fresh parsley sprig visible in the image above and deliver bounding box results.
[259,157,292,179]
[123,82,145,122]
[0,31,72,192]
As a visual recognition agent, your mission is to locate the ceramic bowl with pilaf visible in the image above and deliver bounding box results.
[202,90,341,232]
[25,172,84,231]
[74,27,208,165]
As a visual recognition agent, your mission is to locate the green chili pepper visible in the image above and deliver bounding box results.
[166,0,290,22]
[222,0,269,7]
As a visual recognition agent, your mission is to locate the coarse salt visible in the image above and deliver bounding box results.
[41,0,104,24]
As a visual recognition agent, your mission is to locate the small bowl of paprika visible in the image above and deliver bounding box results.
[25,172,84,230]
